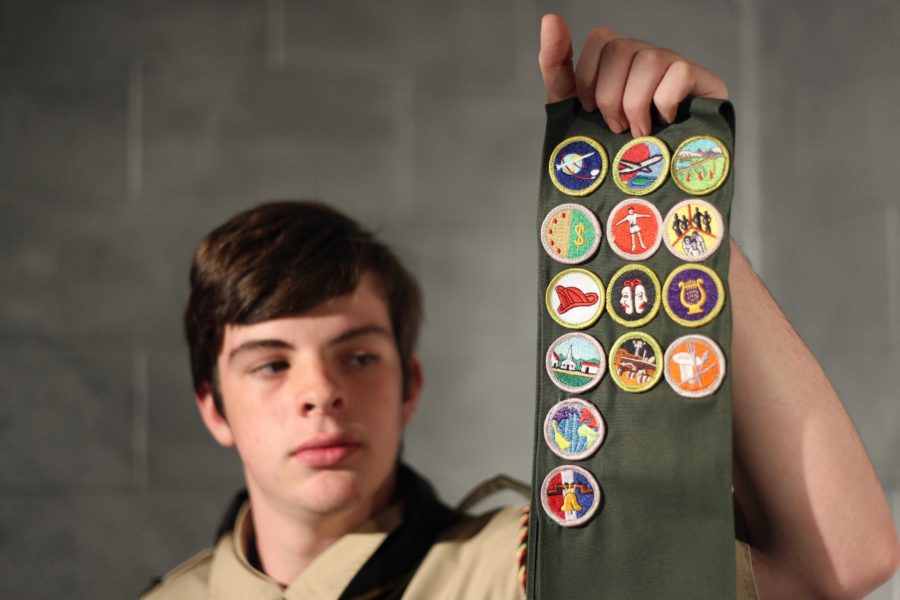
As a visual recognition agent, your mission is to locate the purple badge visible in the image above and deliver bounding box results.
[662,264,725,328]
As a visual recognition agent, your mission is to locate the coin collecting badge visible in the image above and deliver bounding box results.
[663,264,725,327]
[611,136,670,195]
[540,203,602,264]
[540,465,602,527]
[546,268,605,329]
[663,199,724,261]
[606,264,662,327]
[664,334,727,398]
[548,136,608,196]
[609,331,663,392]
[546,332,606,393]
[606,198,663,261]
[671,135,731,195]
[543,398,606,460]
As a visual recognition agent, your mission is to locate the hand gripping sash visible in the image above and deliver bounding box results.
[527,97,737,599]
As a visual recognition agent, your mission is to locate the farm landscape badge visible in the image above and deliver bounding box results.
[543,398,606,460]
[672,135,730,195]
[545,268,605,329]
[549,136,608,196]
[541,465,603,527]
[546,332,606,393]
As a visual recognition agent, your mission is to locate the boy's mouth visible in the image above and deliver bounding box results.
[291,434,362,468]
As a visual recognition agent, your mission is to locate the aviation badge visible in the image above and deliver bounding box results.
[609,331,663,393]
[540,465,603,527]
[611,136,670,195]
[663,264,726,327]
[544,398,606,460]
[664,334,727,398]
[671,135,731,195]
[606,198,663,261]
[540,203,602,264]
[545,332,606,393]
[606,264,662,328]
[546,268,605,329]
[663,199,725,262]
[548,136,608,196]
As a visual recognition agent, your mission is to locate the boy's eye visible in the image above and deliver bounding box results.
[253,360,289,375]
[348,353,378,368]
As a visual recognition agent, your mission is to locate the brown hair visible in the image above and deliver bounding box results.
[184,201,423,413]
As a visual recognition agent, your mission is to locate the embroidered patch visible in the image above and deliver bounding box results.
[609,331,663,392]
[671,135,731,195]
[540,465,602,527]
[606,198,663,261]
[548,136,609,196]
[664,334,727,398]
[545,268,605,329]
[663,264,726,327]
[545,332,606,393]
[663,199,725,262]
[606,264,662,328]
[611,136,670,195]
[543,398,606,460]
[540,203,603,264]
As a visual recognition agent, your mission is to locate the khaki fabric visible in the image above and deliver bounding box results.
[142,500,758,599]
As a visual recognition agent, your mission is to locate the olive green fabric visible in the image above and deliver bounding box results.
[527,97,737,599]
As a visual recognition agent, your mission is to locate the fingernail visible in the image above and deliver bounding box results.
[605,117,625,133]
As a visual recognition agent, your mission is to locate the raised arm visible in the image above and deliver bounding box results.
[538,14,899,597]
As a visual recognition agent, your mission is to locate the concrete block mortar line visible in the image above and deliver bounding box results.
[127,59,143,203]
[735,0,763,274]
[265,0,286,70]
[132,348,149,492]
[390,69,415,219]
[887,204,899,345]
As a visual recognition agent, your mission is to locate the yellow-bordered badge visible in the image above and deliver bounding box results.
[662,264,726,327]
[664,334,727,398]
[548,136,608,196]
[545,332,606,393]
[671,135,730,195]
[545,268,605,329]
[611,136,670,195]
[609,331,663,392]
[540,465,603,527]
[663,199,725,262]
[606,264,661,328]
[606,198,663,261]
[540,203,602,264]
[543,398,606,460]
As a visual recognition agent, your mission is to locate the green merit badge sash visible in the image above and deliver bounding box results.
[528,97,737,599]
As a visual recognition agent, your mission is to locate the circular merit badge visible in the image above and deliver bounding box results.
[664,334,727,398]
[662,264,725,328]
[540,465,602,527]
[540,204,602,264]
[663,199,725,262]
[609,331,663,393]
[612,136,670,195]
[545,268,605,329]
[548,136,608,196]
[606,264,662,328]
[671,135,731,195]
[606,198,663,261]
[546,332,606,393]
[543,398,606,460]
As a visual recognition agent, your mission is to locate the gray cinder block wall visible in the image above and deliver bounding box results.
[0,1,897,597]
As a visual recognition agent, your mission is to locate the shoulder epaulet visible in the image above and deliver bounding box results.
[138,547,214,599]
[455,474,530,513]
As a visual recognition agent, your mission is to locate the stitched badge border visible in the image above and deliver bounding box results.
[611,136,671,196]
[605,263,662,328]
[540,465,603,528]
[671,135,731,196]
[540,203,603,265]
[543,398,606,461]
[605,198,664,261]
[663,334,727,398]
[545,268,606,330]
[548,136,609,197]
[662,263,726,328]
[608,331,663,393]
[545,332,606,393]
[662,199,725,262]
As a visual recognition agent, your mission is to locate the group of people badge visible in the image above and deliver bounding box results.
[539,133,731,528]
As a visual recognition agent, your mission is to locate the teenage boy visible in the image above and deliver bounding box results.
[143,15,899,599]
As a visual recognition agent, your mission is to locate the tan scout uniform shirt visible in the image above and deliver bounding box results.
[142,502,758,599]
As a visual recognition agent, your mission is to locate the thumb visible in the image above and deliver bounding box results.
[539,14,577,103]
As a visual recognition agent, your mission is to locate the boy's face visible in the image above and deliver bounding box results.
[197,273,421,519]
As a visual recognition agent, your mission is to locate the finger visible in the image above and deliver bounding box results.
[652,60,729,124]
[539,14,577,103]
[622,47,679,138]
[594,38,651,134]
[574,26,620,113]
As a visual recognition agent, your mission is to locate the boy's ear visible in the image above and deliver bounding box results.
[195,382,235,448]
[401,356,424,426]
